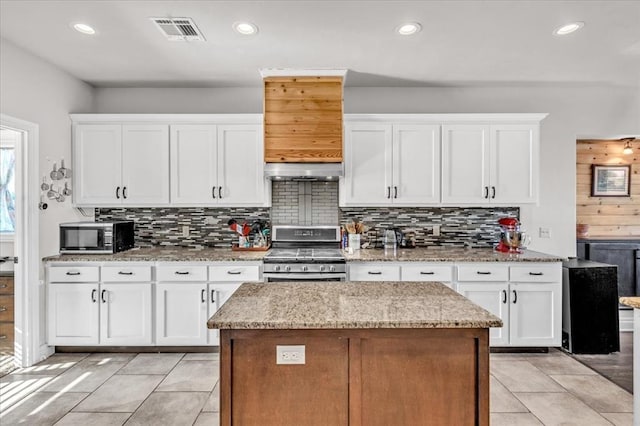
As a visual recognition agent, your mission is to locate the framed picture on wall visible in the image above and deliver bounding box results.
[591,164,631,197]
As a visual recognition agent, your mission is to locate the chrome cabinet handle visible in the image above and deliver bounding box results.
[0,307,7,312]
[66,271,81,276]
[394,186,398,199]
[101,289,107,303]
[512,290,517,304]
[210,289,216,303]
[420,271,435,275]
[91,289,97,303]
[218,186,223,198]
[116,186,121,199]
[476,271,491,275]
[368,271,382,275]
[201,289,206,303]
[491,186,496,199]
[212,186,216,199]
[502,290,507,304]
[118,271,133,275]
[123,187,128,199]
[175,271,190,275]
[0,284,7,289]
[386,187,391,199]
[0,335,6,340]
[484,187,489,199]
[227,271,242,275]
[528,272,543,276]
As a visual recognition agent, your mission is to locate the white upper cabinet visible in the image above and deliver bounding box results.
[342,122,440,206]
[442,123,538,204]
[72,115,267,207]
[74,123,169,206]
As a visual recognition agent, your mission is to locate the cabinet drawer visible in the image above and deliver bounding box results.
[0,322,14,349]
[457,264,509,282]
[510,264,561,282]
[349,264,400,281]
[157,265,207,282]
[0,276,14,295]
[209,265,260,282]
[0,295,13,321]
[401,265,453,282]
[102,266,152,282]
[49,266,99,282]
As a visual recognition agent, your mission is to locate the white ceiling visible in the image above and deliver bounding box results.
[1,0,639,88]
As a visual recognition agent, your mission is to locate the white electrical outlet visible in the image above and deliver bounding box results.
[276,345,306,365]
[539,227,551,239]
[182,225,190,237]
[432,224,441,237]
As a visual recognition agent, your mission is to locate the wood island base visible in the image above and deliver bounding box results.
[219,328,490,426]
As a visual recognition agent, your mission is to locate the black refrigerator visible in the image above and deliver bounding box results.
[562,259,620,354]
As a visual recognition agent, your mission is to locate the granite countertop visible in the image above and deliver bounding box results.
[42,246,268,262]
[207,281,503,330]
[343,247,564,262]
[620,297,640,309]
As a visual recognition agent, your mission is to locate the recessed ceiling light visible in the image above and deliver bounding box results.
[396,22,421,36]
[554,22,584,35]
[73,23,96,35]
[233,22,258,35]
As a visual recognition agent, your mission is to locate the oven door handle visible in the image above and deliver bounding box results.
[264,273,347,281]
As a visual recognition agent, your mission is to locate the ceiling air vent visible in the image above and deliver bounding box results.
[150,17,205,41]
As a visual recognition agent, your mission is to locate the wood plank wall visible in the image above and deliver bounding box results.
[576,139,640,236]
[264,76,343,163]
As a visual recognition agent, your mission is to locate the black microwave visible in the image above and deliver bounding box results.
[59,221,134,254]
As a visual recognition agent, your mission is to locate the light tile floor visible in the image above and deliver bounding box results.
[0,349,633,425]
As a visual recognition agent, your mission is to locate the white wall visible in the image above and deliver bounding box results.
[0,38,95,260]
[93,84,640,257]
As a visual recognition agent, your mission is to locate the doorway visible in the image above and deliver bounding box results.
[0,114,42,372]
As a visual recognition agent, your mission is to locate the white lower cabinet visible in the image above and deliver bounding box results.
[207,283,243,345]
[155,282,209,346]
[456,263,562,347]
[48,281,152,346]
[348,263,401,281]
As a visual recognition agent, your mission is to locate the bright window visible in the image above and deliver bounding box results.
[0,147,16,234]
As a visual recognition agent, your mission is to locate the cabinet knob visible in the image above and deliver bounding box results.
[0,307,6,312]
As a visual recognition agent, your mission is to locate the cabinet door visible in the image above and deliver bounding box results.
[48,284,99,345]
[509,283,561,346]
[74,124,122,205]
[392,125,441,204]
[441,125,490,204]
[457,283,509,346]
[156,283,208,345]
[217,125,265,205]
[100,283,153,345]
[170,125,218,204]
[208,283,243,345]
[490,125,538,203]
[121,125,170,205]
[343,124,392,205]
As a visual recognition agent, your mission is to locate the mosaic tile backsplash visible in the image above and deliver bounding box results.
[97,184,518,248]
[339,207,520,248]
[96,207,270,248]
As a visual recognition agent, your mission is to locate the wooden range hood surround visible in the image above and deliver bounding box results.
[263,75,344,163]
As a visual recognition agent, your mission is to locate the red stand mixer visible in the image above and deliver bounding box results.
[495,217,531,253]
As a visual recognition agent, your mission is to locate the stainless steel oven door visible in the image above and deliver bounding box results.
[264,273,346,282]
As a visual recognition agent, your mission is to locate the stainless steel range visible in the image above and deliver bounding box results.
[263,226,346,282]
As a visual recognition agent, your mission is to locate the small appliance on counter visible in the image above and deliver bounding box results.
[59,221,134,254]
[495,217,530,253]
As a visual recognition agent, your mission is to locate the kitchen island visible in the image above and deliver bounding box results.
[619,297,640,425]
[208,281,502,426]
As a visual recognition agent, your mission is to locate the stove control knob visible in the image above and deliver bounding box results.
[319,265,325,272]
[274,265,281,272]
[285,266,291,272]
[329,265,336,272]
[302,266,308,272]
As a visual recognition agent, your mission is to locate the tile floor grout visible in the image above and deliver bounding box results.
[0,350,632,426]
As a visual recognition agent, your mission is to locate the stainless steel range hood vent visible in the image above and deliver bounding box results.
[264,163,343,181]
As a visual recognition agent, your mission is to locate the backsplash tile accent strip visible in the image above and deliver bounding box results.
[96,208,270,248]
[271,181,339,225]
[340,207,520,248]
